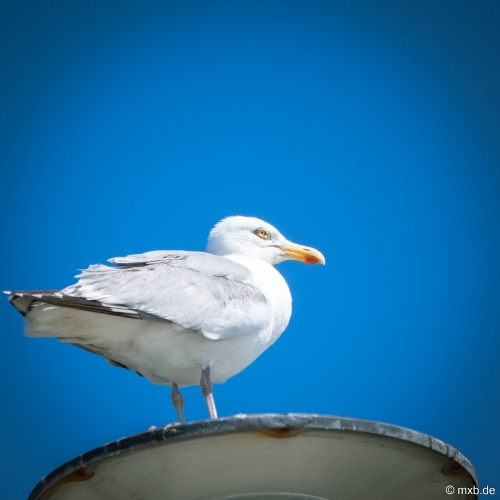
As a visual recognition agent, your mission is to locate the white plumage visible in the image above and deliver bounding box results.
[7,216,325,421]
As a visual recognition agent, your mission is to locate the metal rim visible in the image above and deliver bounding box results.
[29,413,478,499]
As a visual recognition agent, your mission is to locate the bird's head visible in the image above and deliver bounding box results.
[206,216,325,266]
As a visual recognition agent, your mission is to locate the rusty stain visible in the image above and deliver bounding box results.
[261,427,298,438]
[442,463,466,477]
[61,467,93,483]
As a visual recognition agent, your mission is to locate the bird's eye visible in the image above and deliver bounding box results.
[254,228,270,240]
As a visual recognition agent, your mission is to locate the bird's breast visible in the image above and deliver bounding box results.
[226,256,292,345]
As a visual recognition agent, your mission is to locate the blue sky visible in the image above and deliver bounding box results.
[1,1,499,496]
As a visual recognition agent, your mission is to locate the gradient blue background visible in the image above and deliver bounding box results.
[1,1,499,497]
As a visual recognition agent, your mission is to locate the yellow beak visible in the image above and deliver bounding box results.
[279,245,326,265]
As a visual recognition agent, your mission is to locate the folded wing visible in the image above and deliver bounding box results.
[57,250,270,340]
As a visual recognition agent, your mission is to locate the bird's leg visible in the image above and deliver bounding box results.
[170,382,186,424]
[200,364,218,419]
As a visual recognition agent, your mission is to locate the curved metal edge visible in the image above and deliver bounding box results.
[28,413,478,499]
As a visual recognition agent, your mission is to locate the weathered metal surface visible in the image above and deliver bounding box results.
[29,413,478,500]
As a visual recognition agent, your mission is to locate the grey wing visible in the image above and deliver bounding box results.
[107,250,253,282]
[63,251,270,340]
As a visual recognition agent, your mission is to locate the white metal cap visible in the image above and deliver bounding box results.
[29,414,477,499]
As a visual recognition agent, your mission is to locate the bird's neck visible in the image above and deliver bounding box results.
[223,254,282,286]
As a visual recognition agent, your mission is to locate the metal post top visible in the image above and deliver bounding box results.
[30,413,478,500]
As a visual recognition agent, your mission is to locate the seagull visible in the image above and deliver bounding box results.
[6,216,324,423]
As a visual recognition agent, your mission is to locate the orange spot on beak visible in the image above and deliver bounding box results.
[304,254,321,264]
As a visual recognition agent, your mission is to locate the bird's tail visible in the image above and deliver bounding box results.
[4,290,60,317]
